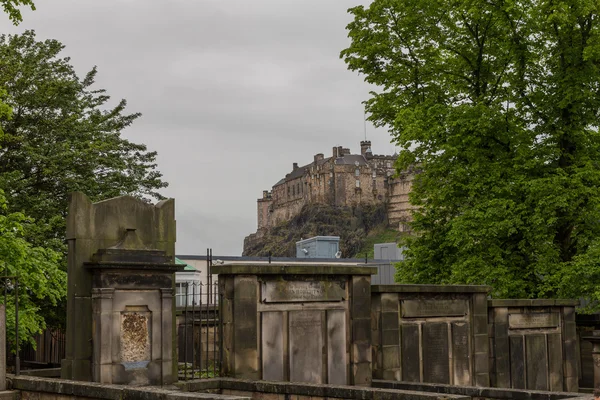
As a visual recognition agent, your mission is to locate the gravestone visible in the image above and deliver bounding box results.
[488,299,579,392]
[215,263,377,386]
[371,284,491,387]
[61,193,181,385]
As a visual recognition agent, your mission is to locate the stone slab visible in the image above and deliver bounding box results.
[508,313,559,329]
[261,312,284,381]
[327,310,347,385]
[525,334,548,390]
[213,264,377,275]
[547,333,564,391]
[509,335,525,389]
[402,299,468,318]
[452,322,470,386]
[373,285,491,293]
[289,311,323,383]
[422,322,450,384]
[401,324,420,382]
[262,280,345,303]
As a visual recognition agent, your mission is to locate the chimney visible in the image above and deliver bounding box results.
[262,190,269,199]
[332,147,338,158]
[342,148,351,156]
[293,162,299,170]
[360,141,372,156]
[314,153,324,163]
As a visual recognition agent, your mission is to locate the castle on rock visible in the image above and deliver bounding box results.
[255,141,415,234]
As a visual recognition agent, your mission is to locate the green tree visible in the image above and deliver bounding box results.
[0,30,168,339]
[1,0,34,24]
[0,30,167,253]
[341,0,600,306]
[0,189,66,350]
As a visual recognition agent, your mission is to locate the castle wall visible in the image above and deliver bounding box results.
[255,142,416,232]
[388,172,416,232]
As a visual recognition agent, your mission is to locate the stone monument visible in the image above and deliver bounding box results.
[61,193,181,385]
[371,284,491,387]
[489,299,579,392]
[214,263,377,386]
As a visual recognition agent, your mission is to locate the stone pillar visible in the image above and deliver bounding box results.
[214,263,377,386]
[583,332,600,398]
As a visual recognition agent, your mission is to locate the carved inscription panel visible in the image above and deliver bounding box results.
[120,306,151,364]
[509,313,559,329]
[402,299,468,318]
[262,280,345,303]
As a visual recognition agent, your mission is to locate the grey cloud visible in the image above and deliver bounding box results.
[2,0,392,255]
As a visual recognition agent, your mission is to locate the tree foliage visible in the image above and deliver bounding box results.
[0,189,65,349]
[341,0,600,306]
[0,31,168,252]
[1,0,34,25]
[0,30,168,343]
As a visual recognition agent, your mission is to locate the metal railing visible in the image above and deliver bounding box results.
[176,281,222,380]
[1,276,20,375]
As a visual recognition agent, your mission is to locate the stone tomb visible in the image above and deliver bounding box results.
[214,264,377,386]
[86,246,182,385]
[488,299,579,392]
[371,284,491,387]
[61,193,180,385]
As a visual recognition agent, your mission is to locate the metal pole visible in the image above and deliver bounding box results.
[199,283,203,375]
[206,249,209,306]
[212,282,217,377]
[204,283,208,376]
[14,278,19,376]
[209,249,212,305]
[219,293,223,375]
[191,283,195,377]
[183,282,188,381]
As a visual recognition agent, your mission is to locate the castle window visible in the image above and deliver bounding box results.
[355,180,360,188]
[355,168,360,177]
[292,185,295,196]
[372,170,377,178]
[297,183,300,195]
[288,186,290,196]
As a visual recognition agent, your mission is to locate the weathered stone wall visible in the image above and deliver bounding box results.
[488,300,579,392]
[371,285,491,387]
[215,264,377,386]
[388,172,416,232]
[183,378,471,400]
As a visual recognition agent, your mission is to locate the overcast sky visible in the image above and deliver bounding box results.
[2,0,394,256]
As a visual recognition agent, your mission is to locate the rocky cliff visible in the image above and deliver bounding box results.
[242,203,396,257]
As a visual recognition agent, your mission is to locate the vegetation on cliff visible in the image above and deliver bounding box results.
[243,203,396,258]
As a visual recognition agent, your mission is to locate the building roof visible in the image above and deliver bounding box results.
[177,254,403,264]
[333,154,368,166]
[175,257,196,271]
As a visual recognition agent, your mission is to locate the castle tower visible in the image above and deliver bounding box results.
[360,141,372,156]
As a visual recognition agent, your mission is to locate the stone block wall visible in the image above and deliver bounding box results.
[371,284,491,387]
[215,264,377,386]
[488,300,579,392]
